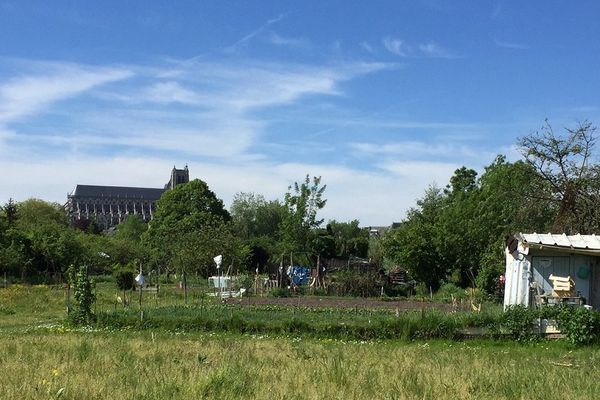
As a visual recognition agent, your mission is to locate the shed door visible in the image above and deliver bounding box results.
[531,256,570,294]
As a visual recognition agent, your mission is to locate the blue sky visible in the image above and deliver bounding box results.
[1,1,599,225]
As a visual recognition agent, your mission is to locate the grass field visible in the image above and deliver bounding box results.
[1,284,599,399]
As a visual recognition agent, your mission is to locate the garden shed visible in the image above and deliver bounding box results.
[504,233,600,309]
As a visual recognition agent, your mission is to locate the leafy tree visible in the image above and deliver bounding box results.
[280,175,327,254]
[383,155,555,292]
[383,186,447,289]
[2,199,86,282]
[143,179,240,277]
[3,198,17,226]
[230,192,288,271]
[327,219,369,259]
[519,120,600,233]
[230,192,286,240]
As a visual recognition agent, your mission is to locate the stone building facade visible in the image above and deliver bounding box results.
[66,166,189,230]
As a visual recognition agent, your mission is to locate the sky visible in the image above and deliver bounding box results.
[1,1,599,225]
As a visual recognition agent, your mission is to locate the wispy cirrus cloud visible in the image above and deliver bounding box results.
[494,39,530,50]
[266,32,310,48]
[0,61,133,123]
[224,14,287,53]
[349,141,496,164]
[383,36,411,57]
[418,42,459,58]
[0,57,393,162]
[382,37,457,58]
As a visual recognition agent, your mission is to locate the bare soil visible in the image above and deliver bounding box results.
[224,296,469,312]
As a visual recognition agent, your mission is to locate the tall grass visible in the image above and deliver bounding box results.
[0,332,598,399]
[94,303,503,340]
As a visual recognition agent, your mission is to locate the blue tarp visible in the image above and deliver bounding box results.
[288,266,310,285]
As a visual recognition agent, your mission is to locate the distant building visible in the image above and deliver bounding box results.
[365,222,401,237]
[66,165,189,230]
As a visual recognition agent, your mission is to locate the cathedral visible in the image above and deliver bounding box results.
[66,166,189,230]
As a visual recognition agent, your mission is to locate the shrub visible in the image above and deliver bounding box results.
[330,270,382,297]
[501,305,540,342]
[555,306,600,346]
[476,263,504,298]
[69,266,96,325]
[435,283,464,301]
[114,270,135,291]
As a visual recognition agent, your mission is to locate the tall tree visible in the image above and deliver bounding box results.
[519,120,600,233]
[280,175,327,255]
[143,179,240,277]
[230,192,287,271]
[327,219,369,259]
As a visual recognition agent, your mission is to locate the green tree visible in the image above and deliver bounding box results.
[143,179,241,277]
[327,219,369,259]
[5,199,86,282]
[383,186,447,289]
[280,175,327,255]
[518,120,600,233]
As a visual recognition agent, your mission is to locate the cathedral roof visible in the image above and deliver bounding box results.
[70,184,165,200]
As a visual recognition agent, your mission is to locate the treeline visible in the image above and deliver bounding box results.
[0,175,368,284]
[1,121,599,296]
[381,121,600,293]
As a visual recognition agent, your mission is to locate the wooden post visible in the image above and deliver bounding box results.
[316,255,321,289]
[66,283,71,315]
[183,269,188,305]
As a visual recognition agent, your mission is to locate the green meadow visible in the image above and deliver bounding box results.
[1,284,599,400]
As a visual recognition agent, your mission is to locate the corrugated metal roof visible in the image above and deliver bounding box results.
[517,232,600,250]
[70,185,165,200]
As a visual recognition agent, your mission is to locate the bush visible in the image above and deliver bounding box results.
[476,263,504,298]
[435,283,464,301]
[115,270,135,291]
[555,306,600,346]
[330,270,382,297]
[501,305,540,342]
[69,266,96,325]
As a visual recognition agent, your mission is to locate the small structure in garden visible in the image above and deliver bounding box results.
[504,233,600,309]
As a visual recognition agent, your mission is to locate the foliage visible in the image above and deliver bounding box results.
[501,305,540,342]
[143,179,241,277]
[280,175,327,254]
[327,219,369,259]
[382,186,447,289]
[329,270,383,297]
[230,192,286,241]
[519,120,600,233]
[69,266,96,325]
[383,156,554,292]
[230,192,288,271]
[554,306,600,346]
[114,268,135,291]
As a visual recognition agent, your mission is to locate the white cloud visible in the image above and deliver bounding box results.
[0,155,460,225]
[494,39,530,50]
[383,36,410,57]
[142,81,202,104]
[224,14,286,53]
[418,42,458,58]
[349,141,487,161]
[383,37,457,58]
[0,63,133,123]
[360,41,376,54]
[266,32,309,48]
